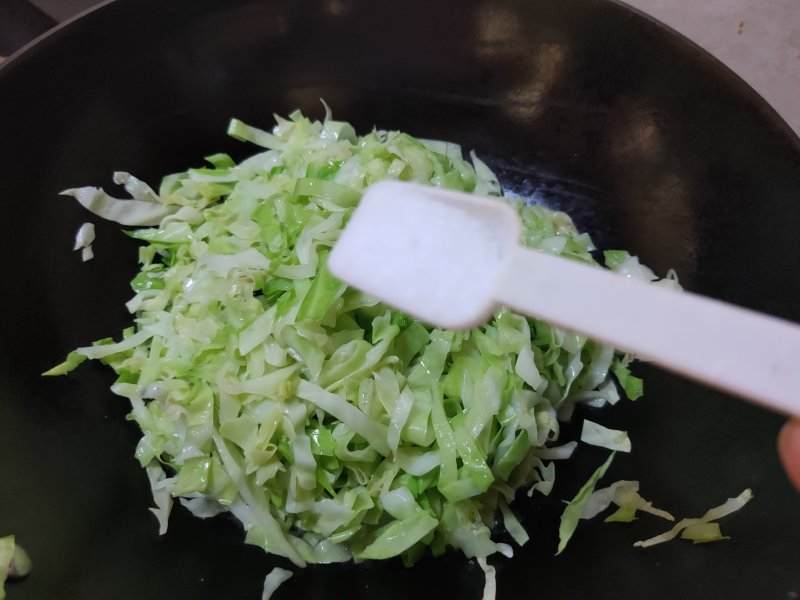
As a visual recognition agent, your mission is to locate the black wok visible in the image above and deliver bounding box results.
[0,1,798,598]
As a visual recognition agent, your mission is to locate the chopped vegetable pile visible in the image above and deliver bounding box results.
[47,107,750,598]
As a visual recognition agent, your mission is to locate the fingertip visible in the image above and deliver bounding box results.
[778,420,800,491]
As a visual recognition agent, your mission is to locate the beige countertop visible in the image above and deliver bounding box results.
[624,0,800,137]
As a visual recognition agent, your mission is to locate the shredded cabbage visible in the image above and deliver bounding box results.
[0,536,12,600]
[73,222,95,261]
[0,535,31,600]
[582,480,674,522]
[60,185,177,226]
[633,488,753,547]
[580,419,631,453]
[557,452,616,554]
[477,557,497,600]
[261,567,293,600]
[49,108,730,589]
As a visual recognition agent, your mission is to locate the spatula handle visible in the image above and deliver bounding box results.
[497,245,800,417]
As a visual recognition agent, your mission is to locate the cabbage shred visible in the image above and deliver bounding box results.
[0,535,32,600]
[49,109,646,566]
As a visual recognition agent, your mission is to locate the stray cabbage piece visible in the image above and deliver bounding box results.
[60,186,177,226]
[557,452,616,554]
[261,567,293,600]
[0,535,32,600]
[146,464,174,535]
[582,480,674,523]
[73,222,95,261]
[580,419,632,453]
[50,107,719,597]
[559,468,750,553]
[477,557,497,600]
[634,488,753,548]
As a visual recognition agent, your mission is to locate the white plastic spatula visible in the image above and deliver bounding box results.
[328,180,800,418]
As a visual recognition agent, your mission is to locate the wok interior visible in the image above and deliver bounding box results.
[0,0,798,598]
